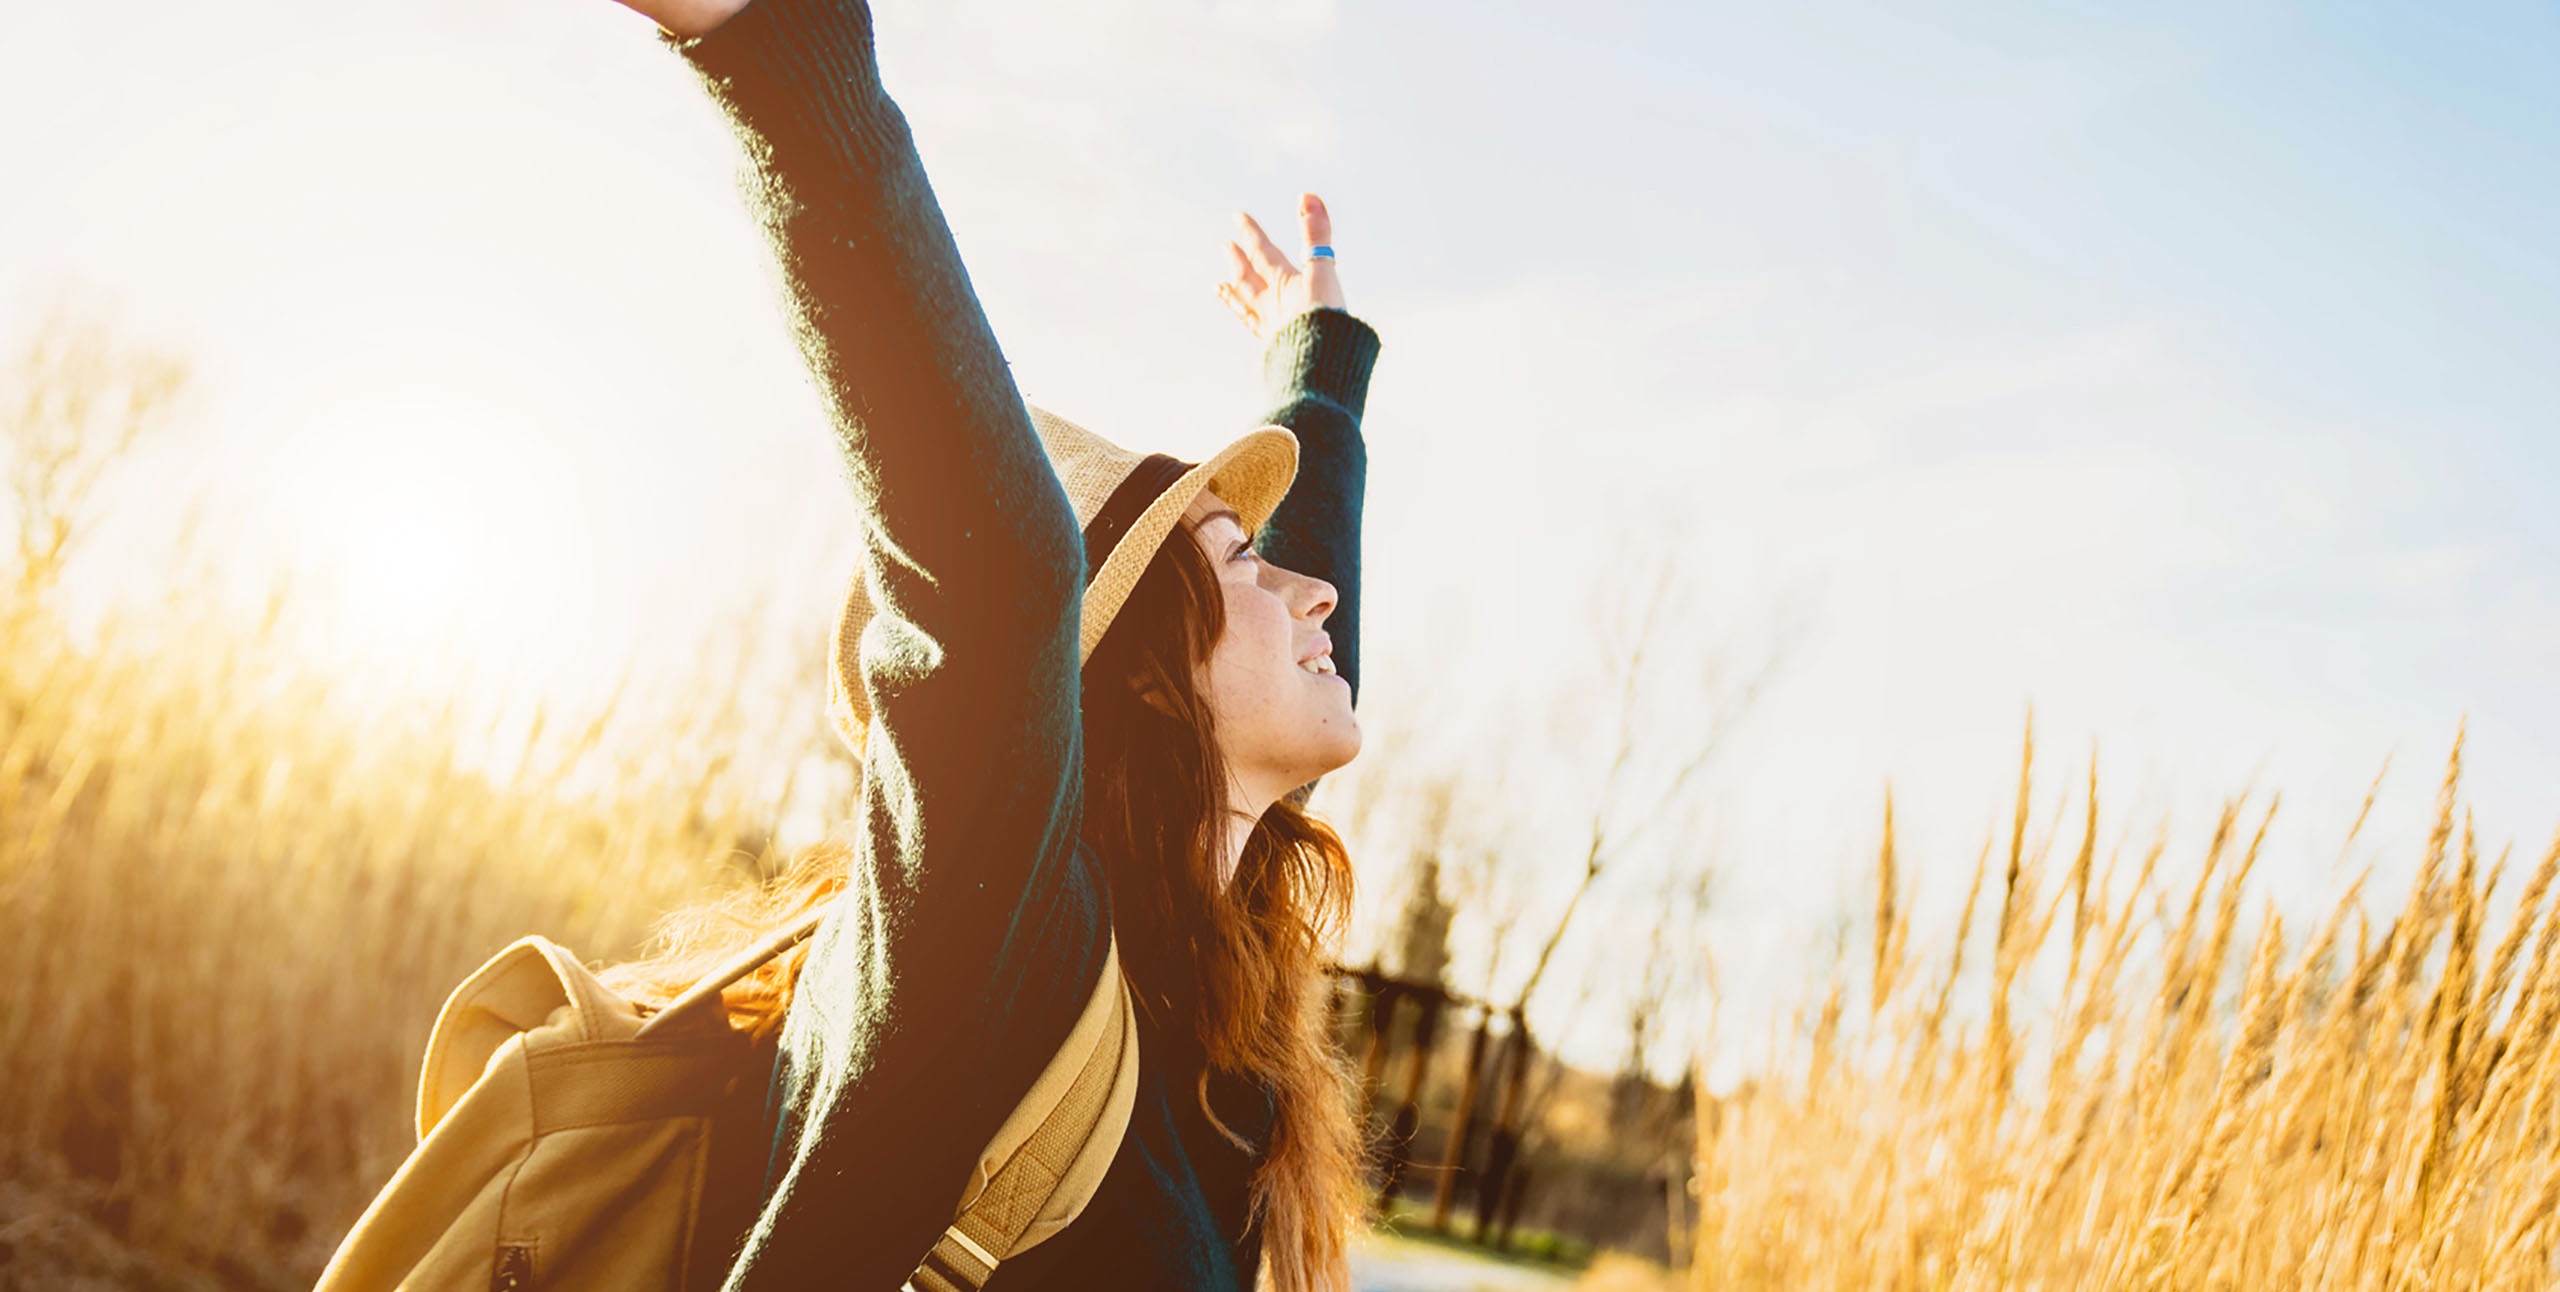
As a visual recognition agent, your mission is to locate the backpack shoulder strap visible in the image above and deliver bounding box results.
[634,906,831,1040]
[905,937,1142,1292]
[418,909,827,1137]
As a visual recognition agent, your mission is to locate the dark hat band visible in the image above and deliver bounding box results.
[1081,453,1195,588]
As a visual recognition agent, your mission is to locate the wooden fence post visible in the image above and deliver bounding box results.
[1495,1164,1532,1251]
[1375,989,1445,1215]
[1430,1004,1494,1232]
[1475,1008,1534,1245]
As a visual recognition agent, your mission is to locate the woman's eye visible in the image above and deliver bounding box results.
[1230,539,1259,562]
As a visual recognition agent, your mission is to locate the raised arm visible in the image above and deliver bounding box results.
[1253,306,1378,701]
[649,0,1107,1280]
[1220,195,1382,701]
[671,0,1094,1001]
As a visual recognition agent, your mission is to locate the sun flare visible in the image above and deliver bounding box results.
[340,493,470,631]
[294,449,491,672]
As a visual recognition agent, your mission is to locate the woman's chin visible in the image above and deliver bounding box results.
[1277,720,1362,787]
[1317,713,1363,772]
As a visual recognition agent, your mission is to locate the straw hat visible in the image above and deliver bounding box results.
[826,406,1300,749]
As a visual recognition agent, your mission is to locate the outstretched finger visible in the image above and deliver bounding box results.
[1235,211,1294,281]
[1217,281,1265,337]
[1297,192,1346,310]
[1297,193,1333,252]
[1224,240,1270,299]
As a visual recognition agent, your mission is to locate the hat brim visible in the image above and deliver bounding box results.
[826,424,1301,754]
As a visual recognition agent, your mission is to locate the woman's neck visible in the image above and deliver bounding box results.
[1215,784,1273,890]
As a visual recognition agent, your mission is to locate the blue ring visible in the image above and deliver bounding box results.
[1306,245,1336,261]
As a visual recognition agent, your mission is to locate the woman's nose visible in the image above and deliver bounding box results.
[1292,570,1338,622]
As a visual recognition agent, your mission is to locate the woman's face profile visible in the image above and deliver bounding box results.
[1182,490,1361,803]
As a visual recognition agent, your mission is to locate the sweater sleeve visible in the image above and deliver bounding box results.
[1252,307,1381,703]
[671,0,1108,1284]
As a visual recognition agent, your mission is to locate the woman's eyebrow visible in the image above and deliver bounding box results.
[1198,507,1246,534]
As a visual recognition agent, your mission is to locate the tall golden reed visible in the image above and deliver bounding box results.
[0,597,822,1289]
[1690,723,2560,1290]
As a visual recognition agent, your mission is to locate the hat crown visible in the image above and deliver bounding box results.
[1029,407,1150,529]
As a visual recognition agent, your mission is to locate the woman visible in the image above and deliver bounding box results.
[601,0,1383,1288]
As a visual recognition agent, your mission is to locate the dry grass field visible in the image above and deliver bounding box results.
[7,533,2558,1289]
[0,597,822,1289]
[1686,731,2560,1290]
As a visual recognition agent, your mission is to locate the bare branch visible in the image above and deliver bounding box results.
[3,294,189,602]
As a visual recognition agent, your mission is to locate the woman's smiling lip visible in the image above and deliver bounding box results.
[1297,633,1339,677]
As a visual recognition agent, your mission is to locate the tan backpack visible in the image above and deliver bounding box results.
[314,912,1139,1292]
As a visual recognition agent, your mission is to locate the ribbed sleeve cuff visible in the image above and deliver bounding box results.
[1262,308,1381,419]
[667,0,890,162]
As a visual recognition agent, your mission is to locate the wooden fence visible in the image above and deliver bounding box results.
[1325,963,1544,1247]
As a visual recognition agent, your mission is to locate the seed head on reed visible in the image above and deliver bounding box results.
[1681,729,2560,1291]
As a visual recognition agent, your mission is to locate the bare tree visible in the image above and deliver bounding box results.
[1621,861,1715,1090]
[1447,538,1797,1253]
[1316,681,1536,1001]
[1504,552,1789,1023]
[1505,862,1713,1217]
[3,295,189,602]
[1390,844,1455,988]
[1437,769,1536,1004]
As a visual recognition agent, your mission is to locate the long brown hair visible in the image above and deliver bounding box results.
[609,515,1361,1292]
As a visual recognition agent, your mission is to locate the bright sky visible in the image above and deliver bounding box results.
[11,0,2560,1070]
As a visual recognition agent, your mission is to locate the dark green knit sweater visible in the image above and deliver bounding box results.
[672,0,1378,1286]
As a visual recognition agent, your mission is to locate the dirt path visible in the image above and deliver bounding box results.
[1350,1232,1577,1292]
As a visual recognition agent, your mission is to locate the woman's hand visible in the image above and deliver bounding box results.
[1217,193,1348,341]
[610,0,752,39]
